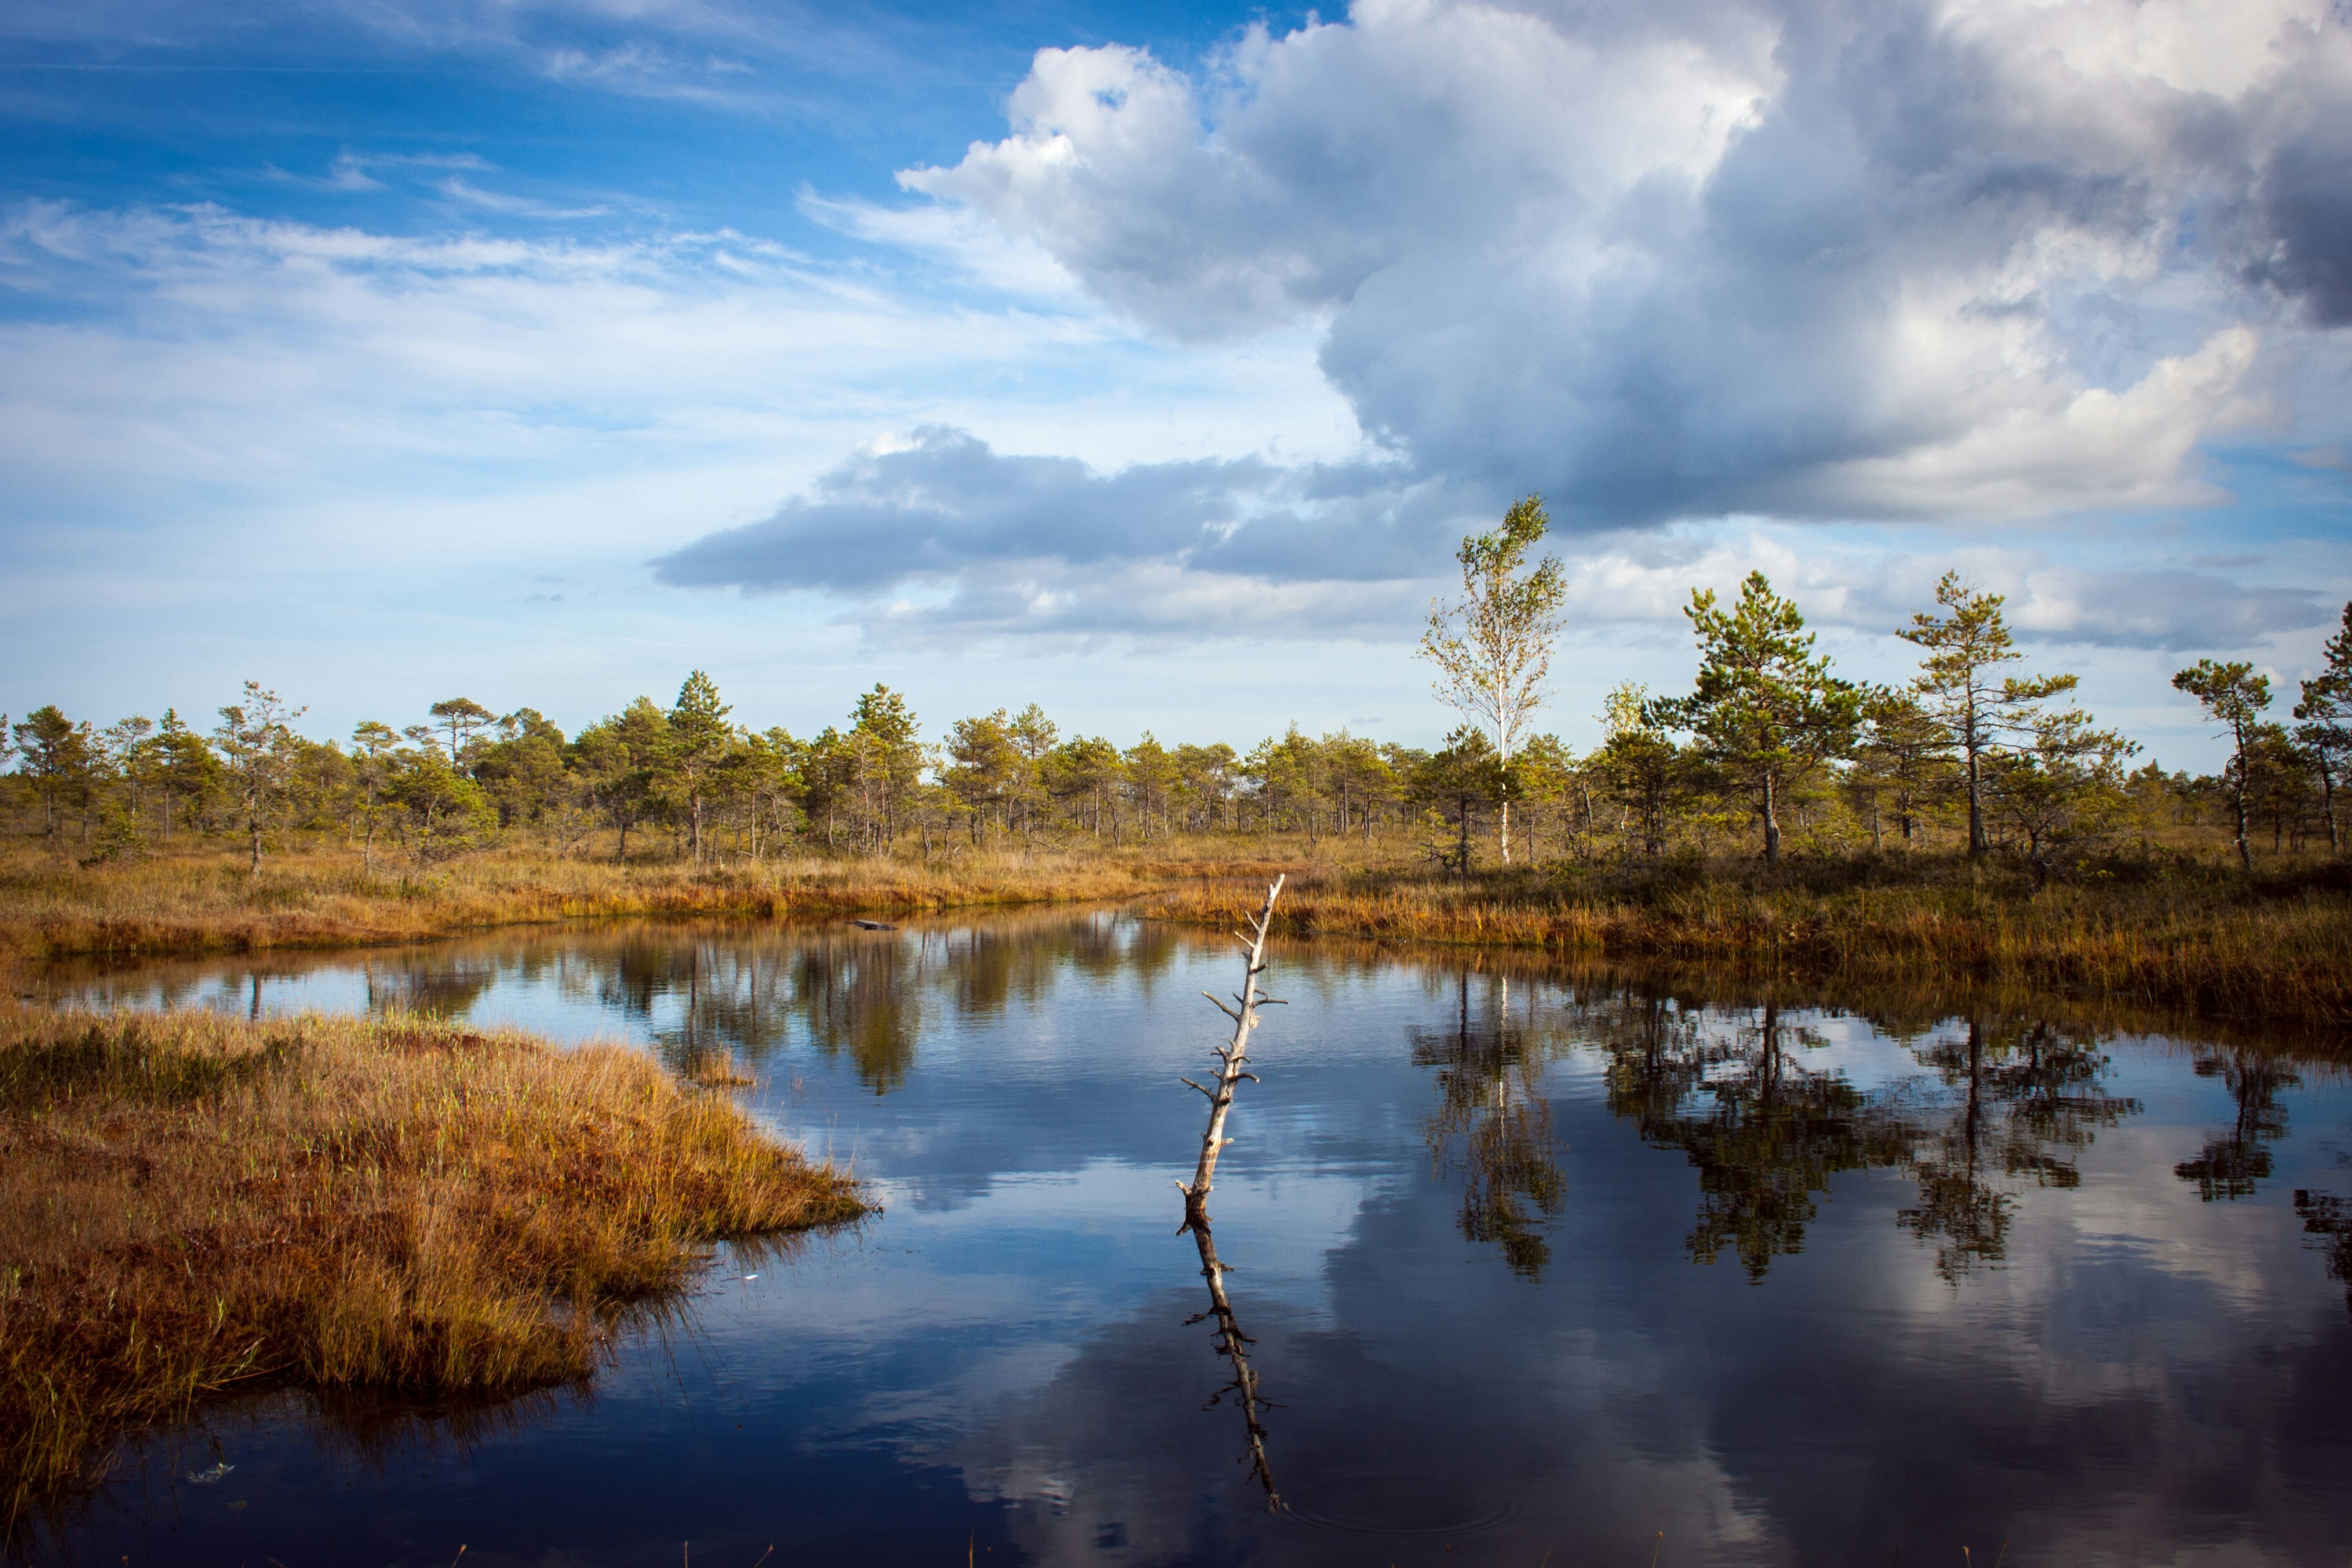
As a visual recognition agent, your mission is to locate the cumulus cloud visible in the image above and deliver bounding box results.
[904,0,2351,526]
[1544,530,2333,650]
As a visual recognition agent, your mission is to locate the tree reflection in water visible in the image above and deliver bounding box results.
[1183,1220,1283,1511]
[361,958,501,1022]
[2175,1049,2299,1200]
[1580,988,2143,1282]
[532,912,1187,1095]
[1411,968,1569,1278]
[1642,1001,1914,1280]
[2294,1189,2352,1316]
[1899,1019,2140,1280]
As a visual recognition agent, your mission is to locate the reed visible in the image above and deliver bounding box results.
[0,1003,863,1528]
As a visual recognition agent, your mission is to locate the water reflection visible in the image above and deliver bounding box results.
[28,915,2352,1567]
[2297,1189,2352,1315]
[1183,1220,1282,1510]
[1411,970,1567,1278]
[1899,1019,2141,1281]
[2176,1047,2298,1200]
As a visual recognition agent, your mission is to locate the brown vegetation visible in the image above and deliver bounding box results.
[4,836,2351,1026]
[1145,854,2352,1027]
[0,1003,862,1527]
[0,840,1238,965]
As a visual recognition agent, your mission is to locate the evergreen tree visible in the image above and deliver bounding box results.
[2293,599,2352,854]
[211,682,305,872]
[1594,683,1682,859]
[1847,687,1953,849]
[945,710,1021,843]
[849,685,923,850]
[1900,573,2078,856]
[1656,572,1861,862]
[667,670,736,861]
[2172,659,2271,871]
[12,706,88,842]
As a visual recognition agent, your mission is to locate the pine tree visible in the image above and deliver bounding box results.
[667,671,736,861]
[2173,659,2272,871]
[1655,572,1860,862]
[1900,573,2078,856]
[2293,600,2352,854]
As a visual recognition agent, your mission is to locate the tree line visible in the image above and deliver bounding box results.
[6,516,2347,875]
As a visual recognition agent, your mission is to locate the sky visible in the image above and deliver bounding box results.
[2,0,2349,768]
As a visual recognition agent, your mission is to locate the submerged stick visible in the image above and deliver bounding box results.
[1178,875,1285,1226]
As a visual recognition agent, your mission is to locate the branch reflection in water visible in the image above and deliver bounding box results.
[1183,1219,1283,1511]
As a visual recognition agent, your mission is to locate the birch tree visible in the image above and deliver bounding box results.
[1420,496,1568,865]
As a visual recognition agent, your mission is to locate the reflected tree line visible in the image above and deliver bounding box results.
[329,910,1190,1092]
[1403,969,2350,1291]
[1423,970,2349,1310]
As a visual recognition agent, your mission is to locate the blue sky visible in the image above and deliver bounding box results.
[3,0,2348,767]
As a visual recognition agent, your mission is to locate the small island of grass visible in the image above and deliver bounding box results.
[0,1005,863,1529]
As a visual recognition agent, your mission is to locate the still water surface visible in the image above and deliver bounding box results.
[32,909,2352,1566]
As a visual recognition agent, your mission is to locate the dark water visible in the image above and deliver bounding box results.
[28,910,2352,1567]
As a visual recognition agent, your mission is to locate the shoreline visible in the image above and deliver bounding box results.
[0,1003,864,1529]
[3,845,2349,1027]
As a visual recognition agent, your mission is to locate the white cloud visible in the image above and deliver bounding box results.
[902,0,2352,525]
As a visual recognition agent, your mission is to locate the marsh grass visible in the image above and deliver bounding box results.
[0,1004,863,1529]
[6,838,2349,1023]
[1145,855,2352,1025]
[0,842,1269,963]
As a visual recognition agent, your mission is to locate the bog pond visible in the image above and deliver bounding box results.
[27,907,2352,1566]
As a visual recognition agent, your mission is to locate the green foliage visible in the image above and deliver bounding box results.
[1900,572,2078,855]
[1590,682,1684,858]
[1654,572,1861,862]
[387,745,497,861]
[1420,494,1569,863]
[2173,657,2273,870]
[665,670,737,861]
[9,597,2347,876]
[2293,600,2352,852]
[1847,688,1955,849]
[1982,705,2140,878]
[210,682,305,872]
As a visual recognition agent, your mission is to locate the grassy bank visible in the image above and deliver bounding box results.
[1146,856,2352,1026]
[0,843,1257,964]
[0,1004,862,1527]
[6,840,2349,1025]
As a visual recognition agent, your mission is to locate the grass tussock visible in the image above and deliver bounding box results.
[1145,855,2352,1025]
[0,1003,862,1527]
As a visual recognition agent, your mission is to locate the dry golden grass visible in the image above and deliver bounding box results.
[6,836,2349,1023]
[0,1003,862,1528]
[0,840,1277,964]
[1146,856,2352,1026]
